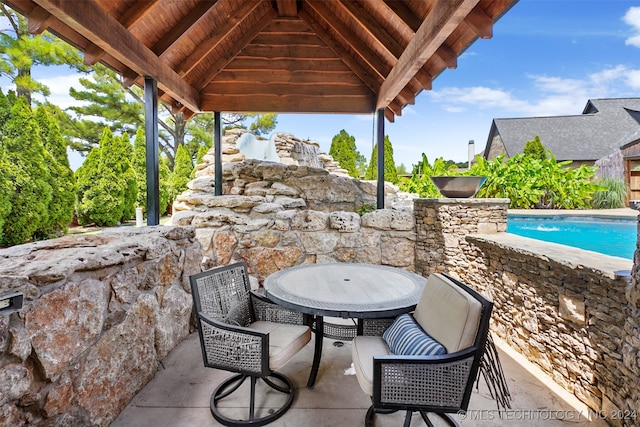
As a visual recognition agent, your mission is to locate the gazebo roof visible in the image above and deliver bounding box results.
[5,0,516,122]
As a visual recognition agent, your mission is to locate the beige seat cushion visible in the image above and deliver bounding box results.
[412,273,482,353]
[352,336,391,396]
[251,321,311,371]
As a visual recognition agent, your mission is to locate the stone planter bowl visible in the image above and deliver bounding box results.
[430,176,487,198]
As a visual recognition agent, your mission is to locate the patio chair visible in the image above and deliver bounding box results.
[351,273,493,427]
[190,261,311,426]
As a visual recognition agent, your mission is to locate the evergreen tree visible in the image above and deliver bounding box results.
[74,146,100,225]
[0,144,14,242]
[132,128,170,216]
[132,128,147,210]
[523,135,547,160]
[114,132,137,221]
[33,106,76,237]
[159,156,171,215]
[0,5,85,104]
[1,97,52,245]
[169,144,194,202]
[329,129,360,178]
[365,135,398,183]
[75,128,124,226]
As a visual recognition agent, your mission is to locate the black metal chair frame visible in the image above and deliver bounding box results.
[190,262,308,427]
[366,274,494,427]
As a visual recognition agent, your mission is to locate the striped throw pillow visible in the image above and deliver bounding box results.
[383,314,446,356]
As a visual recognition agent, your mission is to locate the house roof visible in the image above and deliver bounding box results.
[485,98,640,162]
[3,0,517,122]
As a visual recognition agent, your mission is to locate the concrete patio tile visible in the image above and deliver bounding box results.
[111,333,607,427]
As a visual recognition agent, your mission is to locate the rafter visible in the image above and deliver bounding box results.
[194,6,279,91]
[174,0,264,77]
[27,5,53,34]
[33,0,200,112]
[376,0,480,109]
[465,6,493,39]
[82,0,159,66]
[276,0,297,17]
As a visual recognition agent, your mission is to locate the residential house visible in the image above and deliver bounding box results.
[483,98,640,202]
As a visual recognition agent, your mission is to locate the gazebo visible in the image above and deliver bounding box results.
[4,0,517,221]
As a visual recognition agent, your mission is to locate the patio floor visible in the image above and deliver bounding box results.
[111,332,607,427]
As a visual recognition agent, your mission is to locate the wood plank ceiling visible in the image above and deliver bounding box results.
[4,0,517,122]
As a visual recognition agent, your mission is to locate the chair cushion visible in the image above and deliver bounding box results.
[413,273,482,353]
[352,336,391,396]
[251,321,311,371]
[382,314,446,356]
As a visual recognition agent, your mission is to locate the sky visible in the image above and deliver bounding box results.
[7,0,640,170]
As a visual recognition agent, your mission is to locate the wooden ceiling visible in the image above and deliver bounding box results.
[5,0,517,121]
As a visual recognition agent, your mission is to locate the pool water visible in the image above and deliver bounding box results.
[507,215,637,260]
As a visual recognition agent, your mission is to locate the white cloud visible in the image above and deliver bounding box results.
[427,64,640,118]
[624,7,640,47]
[33,73,86,109]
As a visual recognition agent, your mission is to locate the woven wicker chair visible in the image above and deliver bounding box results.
[190,262,311,426]
[352,273,494,427]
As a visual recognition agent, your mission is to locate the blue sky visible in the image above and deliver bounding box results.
[9,0,640,170]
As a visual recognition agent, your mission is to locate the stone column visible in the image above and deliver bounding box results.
[414,198,509,278]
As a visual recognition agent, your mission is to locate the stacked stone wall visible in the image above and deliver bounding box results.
[0,227,203,426]
[415,198,638,426]
[172,159,416,280]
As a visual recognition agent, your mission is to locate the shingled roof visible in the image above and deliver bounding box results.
[484,98,640,162]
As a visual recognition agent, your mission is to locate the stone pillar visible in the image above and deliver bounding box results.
[414,198,509,278]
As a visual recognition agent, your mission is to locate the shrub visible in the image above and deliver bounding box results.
[398,154,458,197]
[169,144,194,202]
[591,178,627,209]
[0,97,52,246]
[522,135,547,160]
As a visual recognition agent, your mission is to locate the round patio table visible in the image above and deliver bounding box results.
[264,263,426,388]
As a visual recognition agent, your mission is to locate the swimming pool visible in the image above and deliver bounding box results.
[507,215,637,260]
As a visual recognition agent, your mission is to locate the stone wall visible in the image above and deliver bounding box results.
[172,159,416,280]
[0,226,203,426]
[415,198,638,426]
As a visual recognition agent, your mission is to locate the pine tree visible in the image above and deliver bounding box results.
[132,127,171,216]
[365,135,398,183]
[523,135,547,160]
[0,90,14,241]
[132,128,147,210]
[1,97,53,245]
[329,129,360,178]
[75,128,124,226]
[114,132,137,221]
[169,144,194,202]
[33,106,76,237]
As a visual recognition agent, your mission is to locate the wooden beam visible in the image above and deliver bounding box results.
[174,0,264,77]
[34,0,200,112]
[304,0,389,79]
[201,94,374,113]
[82,1,159,68]
[465,6,493,39]
[194,6,278,90]
[27,5,53,34]
[436,44,457,69]
[376,0,480,110]
[299,7,380,102]
[82,43,105,66]
[276,0,297,17]
[152,1,215,56]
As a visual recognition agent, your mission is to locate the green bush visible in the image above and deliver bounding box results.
[1,97,53,246]
[522,136,547,161]
[75,128,125,226]
[471,153,599,209]
[34,106,76,238]
[398,154,458,197]
[169,144,194,202]
[591,178,627,209]
[365,135,398,184]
